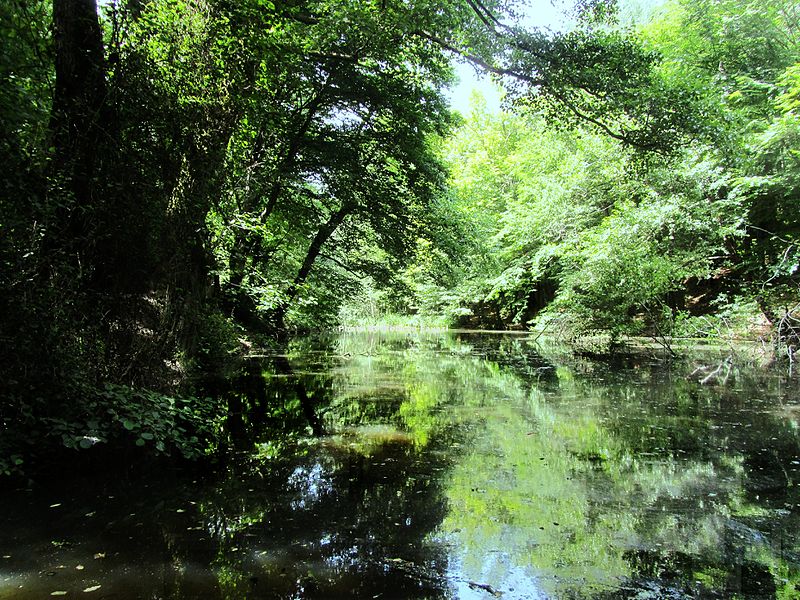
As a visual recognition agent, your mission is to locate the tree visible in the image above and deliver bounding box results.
[210,0,459,329]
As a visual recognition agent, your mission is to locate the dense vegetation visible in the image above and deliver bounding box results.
[1,0,798,474]
[352,0,800,350]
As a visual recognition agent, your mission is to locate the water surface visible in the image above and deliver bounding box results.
[1,331,799,598]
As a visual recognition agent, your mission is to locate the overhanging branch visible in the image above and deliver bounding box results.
[321,252,366,279]
[415,29,545,87]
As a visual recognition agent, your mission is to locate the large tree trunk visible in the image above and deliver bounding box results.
[48,0,108,266]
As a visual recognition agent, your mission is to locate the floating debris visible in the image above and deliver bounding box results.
[467,581,503,597]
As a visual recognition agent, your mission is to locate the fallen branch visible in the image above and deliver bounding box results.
[468,581,504,597]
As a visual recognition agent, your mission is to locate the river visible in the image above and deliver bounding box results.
[1,331,798,598]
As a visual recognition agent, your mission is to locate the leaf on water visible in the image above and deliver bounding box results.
[176,509,185,513]
[75,565,84,570]
[82,585,101,593]
[93,553,105,559]
[50,503,62,508]
[50,592,68,596]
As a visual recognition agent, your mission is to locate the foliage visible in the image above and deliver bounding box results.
[0,0,473,473]
[68,384,219,458]
[206,0,462,330]
[374,0,799,354]
[398,102,734,339]
[1,383,219,477]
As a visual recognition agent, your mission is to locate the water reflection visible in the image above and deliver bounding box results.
[1,331,798,598]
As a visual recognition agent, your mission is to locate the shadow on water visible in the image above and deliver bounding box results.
[1,330,799,599]
[214,353,327,452]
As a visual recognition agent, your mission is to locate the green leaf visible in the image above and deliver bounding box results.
[123,419,135,431]
[135,438,146,447]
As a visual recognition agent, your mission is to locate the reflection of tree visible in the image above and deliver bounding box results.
[442,386,635,595]
[197,331,564,597]
[207,347,336,454]
[194,332,800,597]
[193,332,467,597]
[7,332,796,598]
[441,346,800,598]
[273,355,325,437]
[199,436,455,598]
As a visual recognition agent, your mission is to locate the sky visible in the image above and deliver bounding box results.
[446,63,505,115]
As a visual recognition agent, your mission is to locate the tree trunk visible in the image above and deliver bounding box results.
[227,86,330,293]
[273,203,352,328]
[48,0,108,264]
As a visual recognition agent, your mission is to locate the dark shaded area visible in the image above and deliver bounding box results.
[273,355,326,437]
[454,278,559,330]
[0,434,457,599]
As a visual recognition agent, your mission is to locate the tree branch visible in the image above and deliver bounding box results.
[320,252,366,279]
[468,0,505,31]
[415,29,545,87]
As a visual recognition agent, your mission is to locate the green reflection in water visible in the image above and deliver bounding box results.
[424,334,800,598]
[1,331,798,599]
[262,331,798,598]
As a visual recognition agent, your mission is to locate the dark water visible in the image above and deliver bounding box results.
[2,331,799,599]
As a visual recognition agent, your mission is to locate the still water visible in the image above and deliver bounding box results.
[2,331,799,599]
